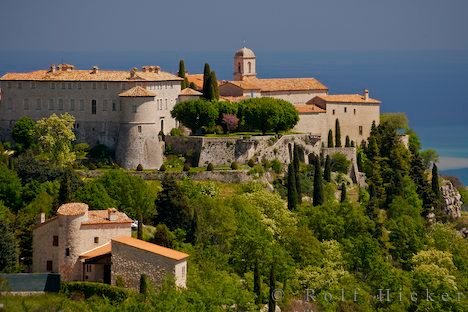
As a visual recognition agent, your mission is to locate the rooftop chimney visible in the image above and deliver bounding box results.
[38,212,46,224]
[50,64,56,73]
[108,208,117,221]
[92,66,99,74]
[130,67,138,78]
[364,89,369,100]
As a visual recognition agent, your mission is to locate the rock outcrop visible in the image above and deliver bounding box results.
[440,179,463,219]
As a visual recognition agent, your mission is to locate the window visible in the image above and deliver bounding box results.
[132,104,137,113]
[160,119,164,132]
[359,126,363,136]
[238,63,241,73]
[77,82,82,90]
[70,99,75,111]
[51,82,55,89]
[138,126,142,133]
[165,99,168,110]
[49,99,54,110]
[7,82,11,89]
[332,109,335,115]
[103,82,108,90]
[103,100,108,111]
[94,237,99,244]
[18,82,22,89]
[31,81,36,89]
[61,82,66,89]
[181,265,186,278]
[86,264,92,272]
[344,107,347,113]
[58,99,64,110]
[91,100,97,114]
[36,99,41,110]
[170,82,173,89]
[354,109,356,115]
[53,236,59,246]
[65,248,70,257]
[248,61,252,73]
[68,82,72,89]
[79,99,84,111]
[92,82,97,89]
[23,98,29,110]
[46,261,53,272]
[121,83,126,90]
[76,123,80,129]
[112,101,116,111]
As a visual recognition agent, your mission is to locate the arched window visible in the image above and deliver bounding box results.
[238,63,241,73]
[248,62,252,73]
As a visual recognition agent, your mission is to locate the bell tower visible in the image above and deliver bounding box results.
[233,47,256,81]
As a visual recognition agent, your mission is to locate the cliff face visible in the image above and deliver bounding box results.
[440,180,463,219]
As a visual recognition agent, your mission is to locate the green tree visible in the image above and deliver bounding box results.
[340,183,347,202]
[380,112,409,130]
[268,264,276,312]
[139,274,149,296]
[293,145,302,203]
[151,224,176,248]
[330,152,351,174]
[171,99,219,134]
[420,149,439,169]
[35,113,76,167]
[0,164,22,210]
[0,219,17,272]
[287,163,298,210]
[211,71,219,100]
[11,116,36,152]
[58,168,83,205]
[431,163,441,198]
[345,135,350,147]
[327,129,334,148]
[178,59,188,89]
[254,258,262,305]
[313,158,324,206]
[202,63,211,99]
[74,181,117,210]
[323,155,331,182]
[335,119,342,147]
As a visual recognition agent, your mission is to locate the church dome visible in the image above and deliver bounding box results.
[235,47,255,58]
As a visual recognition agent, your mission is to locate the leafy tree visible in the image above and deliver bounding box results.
[151,224,176,248]
[268,264,276,312]
[211,71,219,100]
[0,219,17,272]
[323,155,331,182]
[74,181,117,209]
[0,164,22,211]
[380,112,409,130]
[178,59,188,89]
[340,183,347,202]
[58,168,83,205]
[327,129,333,148]
[253,258,262,305]
[11,116,36,152]
[335,119,342,147]
[293,145,302,203]
[313,158,324,206]
[420,149,439,169]
[35,113,76,167]
[222,114,239,133]
[139,274,149,296]
[287,163,298,210]
[171,99,219,134]
[330,152,351,174]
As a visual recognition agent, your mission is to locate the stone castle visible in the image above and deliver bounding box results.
[0,48,380,169]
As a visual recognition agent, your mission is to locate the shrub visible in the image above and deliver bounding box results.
[136,164,143,171]
[231,162,239,170]
[183,163,191,171]
[115,275,125,287]
[247,159,256,167]
[222,113,239,133]
[207,163,214,171]
[271,159,282,174]
[248,164,265,176]
[88,163,97,170]
[170,128,182,136]
[159,164,167,172]
[330,152,351,174]
[89,144,114,166]
[140,274,149,296]
[61,282,129,304]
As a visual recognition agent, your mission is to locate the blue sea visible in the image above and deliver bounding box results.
[1,50,467,184]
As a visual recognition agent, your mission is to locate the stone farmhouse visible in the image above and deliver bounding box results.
[32,203,188,289]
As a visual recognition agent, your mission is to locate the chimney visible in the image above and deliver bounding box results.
[154,66,160,74]
[364,89,369,100]
[50,64,56,73]
[108,208,117,221]
[38,212,46,224]
[92,66,99,74]
[130,67,138,78]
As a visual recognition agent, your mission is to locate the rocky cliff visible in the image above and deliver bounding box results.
[440,179,463,219]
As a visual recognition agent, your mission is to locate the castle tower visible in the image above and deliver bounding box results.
[116,86,164,170]
[233,47,256,81]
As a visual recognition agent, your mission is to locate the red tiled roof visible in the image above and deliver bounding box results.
[57,203,88,216]
[180,88,202,96]
[112,236,189,261]
[82,210,133,225]
[309,94,381,105]
[79,243,111,259]
[225,77,328,92]
[295,104,326,114]
[119,86,156,97]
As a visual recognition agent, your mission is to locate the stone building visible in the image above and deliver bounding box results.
[0,64,184,169]
[33,203,188,289]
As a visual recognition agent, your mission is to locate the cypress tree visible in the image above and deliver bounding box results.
[345,136,350,147]
[327,129,334,148]
[335,119,342,147]
[350,140,355,147]
[254,258,262,305]
[211,71,219,100]
[268,264,276,312]
[323,155,331,182]
[431,163,441,198]
[178,60,187,89]
[293,145,302,203]
[204,74,215,101]
[202,63,211,98]
[287,163,298,210]
[341,183,347,202]
[313,158,324,206]
[139,274,149,296]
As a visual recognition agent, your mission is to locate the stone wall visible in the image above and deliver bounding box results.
[440,179,463,219]
[111,240,187,289]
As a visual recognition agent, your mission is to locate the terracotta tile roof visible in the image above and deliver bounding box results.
[81,209,133,225]
[79,243,111,259]
[186,74,204,90]
[309,94,381,104]
[57,203,88,216]
[118,86,156,97]
[295,104,326,114]
[180,88,202,96]
[0,67,183,82]
[220,96,247,103]
[112,236,189,261]
[225,77,328,92]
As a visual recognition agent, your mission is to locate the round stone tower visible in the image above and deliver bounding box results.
[116,86,163,170]
[233,47,257,81]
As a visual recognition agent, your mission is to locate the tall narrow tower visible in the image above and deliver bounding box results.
[233,47,256,81]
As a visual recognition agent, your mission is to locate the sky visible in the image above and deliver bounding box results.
[1,0,468,52]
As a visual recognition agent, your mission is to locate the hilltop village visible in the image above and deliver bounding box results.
[0,49,466,312]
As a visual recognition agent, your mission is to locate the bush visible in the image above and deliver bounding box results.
[231,162,239,170]
[183,163,191,171]
[88,163,97,170]
[330,152,351,174]
[89,144,114,166]
[140,274,149,296]
[247,159,256,168]
[136,164,143,171]
[159,164,167,172]
[170,128,182,136]
[207,163,214,171]
[61,282,129,303]
[271,159,282,174]
[248,164,265,176]
[115,275,126,287]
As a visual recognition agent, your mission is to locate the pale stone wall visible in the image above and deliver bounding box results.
[32,218,60,273]
[324,103,380,145]
[111,240,187,289]
[293,112,327,135]
[219,83,244,97]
